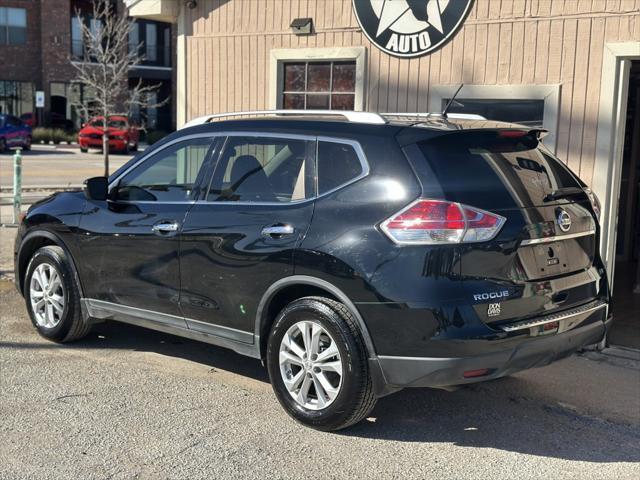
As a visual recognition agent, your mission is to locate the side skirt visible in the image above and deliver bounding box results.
[82,299,261,359]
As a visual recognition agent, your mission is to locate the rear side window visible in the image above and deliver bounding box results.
[207,136,315,203]
[418,132,582,209]
[317,141,363,194]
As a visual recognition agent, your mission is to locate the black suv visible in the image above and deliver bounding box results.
[14,111,610,431]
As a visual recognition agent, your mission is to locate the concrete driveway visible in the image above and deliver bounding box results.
[1,281,639,480]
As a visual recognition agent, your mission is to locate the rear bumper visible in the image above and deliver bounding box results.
[375,304,610,390]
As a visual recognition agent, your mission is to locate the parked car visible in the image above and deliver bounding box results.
[0,114,32,153]
[14,110,610,431]
[22,112,76,131]
[20,112,36,127]
[78,115,139,153]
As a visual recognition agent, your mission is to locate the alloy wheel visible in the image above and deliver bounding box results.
[29,263,65,328]
[279,320,343,410]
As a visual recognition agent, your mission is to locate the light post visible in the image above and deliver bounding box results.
[13,148,22,224]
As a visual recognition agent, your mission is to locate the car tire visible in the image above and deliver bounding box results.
[23,136,31,151]
[0,138,6,153]
[266,296,377,431]
[24,246,91,343]
[80,146,88,153]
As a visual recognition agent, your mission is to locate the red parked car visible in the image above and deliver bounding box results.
[78,115,139,153]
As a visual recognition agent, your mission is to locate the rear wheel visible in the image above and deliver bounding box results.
[23,136,31,151]
[24,246,90,343]
[0,138,6,153]
[80,146,88,153]
[266,297,376,431]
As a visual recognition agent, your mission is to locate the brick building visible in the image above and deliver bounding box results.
[0,0,175,132]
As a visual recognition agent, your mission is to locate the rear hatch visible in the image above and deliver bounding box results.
[411,129,604,325]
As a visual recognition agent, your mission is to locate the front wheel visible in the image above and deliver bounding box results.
[23,136,31,151]
[0,138,6,153]
[266,297,376,431]
[24,246,91,343]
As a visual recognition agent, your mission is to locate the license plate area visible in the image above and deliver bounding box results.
[531,241,570,276]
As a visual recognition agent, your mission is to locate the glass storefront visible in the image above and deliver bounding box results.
[0,80,34,117]
[50,82,97,130]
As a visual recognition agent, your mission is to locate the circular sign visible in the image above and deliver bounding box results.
[353,0,474,58]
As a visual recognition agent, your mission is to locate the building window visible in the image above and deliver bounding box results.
[270,47,366,111]
[128,20,171,67]
[128,78,171,131]
[429,85,560,150]
[50,82,97,130]
[0,7,27,45]
[0,81,34,117]
[282,61,356,110]
[71,15,105,60]
[442,99,545,128]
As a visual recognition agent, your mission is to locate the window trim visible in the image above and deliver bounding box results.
[202,132,370,206]
[269,47,367,111]
[110,132,371,206]
[428,84,561,151]
[108,133,221,204]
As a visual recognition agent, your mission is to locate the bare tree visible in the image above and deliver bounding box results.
[71,0,165,176]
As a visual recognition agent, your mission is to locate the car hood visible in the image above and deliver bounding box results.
[80,126,127,135]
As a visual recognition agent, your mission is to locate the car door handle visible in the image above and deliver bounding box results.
[152,221,180,235]
[261,224,295,237]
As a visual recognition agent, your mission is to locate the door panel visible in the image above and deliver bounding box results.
[179,134,316,335]
[180,203,315,334]
[77,136,217,317]
[77,201,189,316]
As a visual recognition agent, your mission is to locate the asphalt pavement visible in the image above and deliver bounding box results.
[1,281,639,480]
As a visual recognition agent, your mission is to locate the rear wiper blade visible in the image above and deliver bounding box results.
[544,187,585,202]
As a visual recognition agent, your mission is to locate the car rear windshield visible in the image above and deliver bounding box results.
[418,131,582,209]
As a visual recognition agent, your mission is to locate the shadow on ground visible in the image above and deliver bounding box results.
[2,316,638,464]
[0,148,77,156]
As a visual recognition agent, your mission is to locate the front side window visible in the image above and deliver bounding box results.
[207,136,315,203]
[114,137,214,202]
[282,61,356,110]
[0,7,27,45]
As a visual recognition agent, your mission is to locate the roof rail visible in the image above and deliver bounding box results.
[383,112,487,121]
[181,109,387,129]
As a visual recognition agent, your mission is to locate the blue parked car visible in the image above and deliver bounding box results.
[0,114,31,153]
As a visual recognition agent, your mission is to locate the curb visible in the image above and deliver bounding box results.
[601,346,640,361]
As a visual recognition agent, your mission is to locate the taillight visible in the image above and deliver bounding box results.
[584,188,601,221]
[380,199,506,245]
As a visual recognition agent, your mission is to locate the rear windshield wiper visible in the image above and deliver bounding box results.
[544,187,585,202]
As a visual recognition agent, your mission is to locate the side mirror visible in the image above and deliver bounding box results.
[84,176,108,201]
